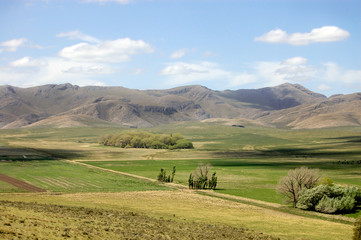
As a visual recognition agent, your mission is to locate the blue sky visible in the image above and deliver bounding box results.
[0,0,360,95]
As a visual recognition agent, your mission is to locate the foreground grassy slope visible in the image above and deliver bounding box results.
[0,199,277,240]
[0,191,353,240]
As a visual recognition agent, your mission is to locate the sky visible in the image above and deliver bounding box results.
[0,0,360,96]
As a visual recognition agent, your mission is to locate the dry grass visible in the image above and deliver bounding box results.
[1,200,276,240]
[0,190,353,240]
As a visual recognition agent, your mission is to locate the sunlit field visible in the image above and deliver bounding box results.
[0,122,360,239]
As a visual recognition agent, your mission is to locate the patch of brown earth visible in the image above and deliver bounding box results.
[0,174,46,192]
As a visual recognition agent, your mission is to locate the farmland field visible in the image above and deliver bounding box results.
[0,121,360,239]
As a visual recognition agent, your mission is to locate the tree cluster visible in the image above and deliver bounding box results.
[99,132,193,150]
[188,164,217,190]
[277,166,361,214]
[297,184,361,214]
[157,166,176,183]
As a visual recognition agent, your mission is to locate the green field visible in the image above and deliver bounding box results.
[0,122,360,239]
[0,160,170,193]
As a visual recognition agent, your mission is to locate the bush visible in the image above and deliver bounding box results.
[296,184,361,214]
[170,139,194,149]
[188,164,217,190]
[354,216,361,240]
[99,132,193,150]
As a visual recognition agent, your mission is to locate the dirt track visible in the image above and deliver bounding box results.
[0,174,46,192]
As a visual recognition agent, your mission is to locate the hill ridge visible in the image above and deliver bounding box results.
[0,83,359,129]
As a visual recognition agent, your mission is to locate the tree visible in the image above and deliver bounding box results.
[276,167,320,207]
[354,216,361,240]
[188,173,194,189]
[171,166,176,182]
[209,172,217,190]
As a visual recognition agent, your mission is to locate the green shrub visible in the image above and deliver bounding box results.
[296,184,361,214]
[318,177,334,186]
[171,139,194,149]
[354,216,361,240]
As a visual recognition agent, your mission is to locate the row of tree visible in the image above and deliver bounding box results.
[99,132,193,149]
[277,167,361,214]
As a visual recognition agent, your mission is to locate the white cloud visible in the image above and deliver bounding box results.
[282,57,307,65]
[160,61,256,87]
[0,38,27,53]
[252,57,316,86]
[160,62,210,76]
[170,48,187,59]
[321,62,361,86]
[56,30,100,43]
[83,0,131,4]
[317,84,331,91]
[0,57,112,87]
[59,38,154,63]
[10,57,46,67]
[255,26,350,45]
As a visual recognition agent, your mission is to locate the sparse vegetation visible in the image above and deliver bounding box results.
[99,131,193,149]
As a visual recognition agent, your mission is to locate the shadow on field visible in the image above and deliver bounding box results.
[213,146,361,159]
[325,136,361,143]
[0,146,87,161]
[211,146,361,170]
[209,159,361,171]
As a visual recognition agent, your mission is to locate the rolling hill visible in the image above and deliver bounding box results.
[0,83,360,129]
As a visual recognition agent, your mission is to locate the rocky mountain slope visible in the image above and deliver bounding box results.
[0,83,359,129]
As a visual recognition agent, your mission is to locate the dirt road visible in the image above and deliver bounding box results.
[0,174,46,192]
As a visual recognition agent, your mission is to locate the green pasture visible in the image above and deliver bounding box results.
[0,160,169,193]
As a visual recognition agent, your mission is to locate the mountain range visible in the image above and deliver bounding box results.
[0,83,360,129]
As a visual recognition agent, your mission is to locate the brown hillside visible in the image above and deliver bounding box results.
[0,83,359,129]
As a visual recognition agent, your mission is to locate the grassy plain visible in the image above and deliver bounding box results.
[0,121,360,239]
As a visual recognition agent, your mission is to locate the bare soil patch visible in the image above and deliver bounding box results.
[0,174,46,193]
